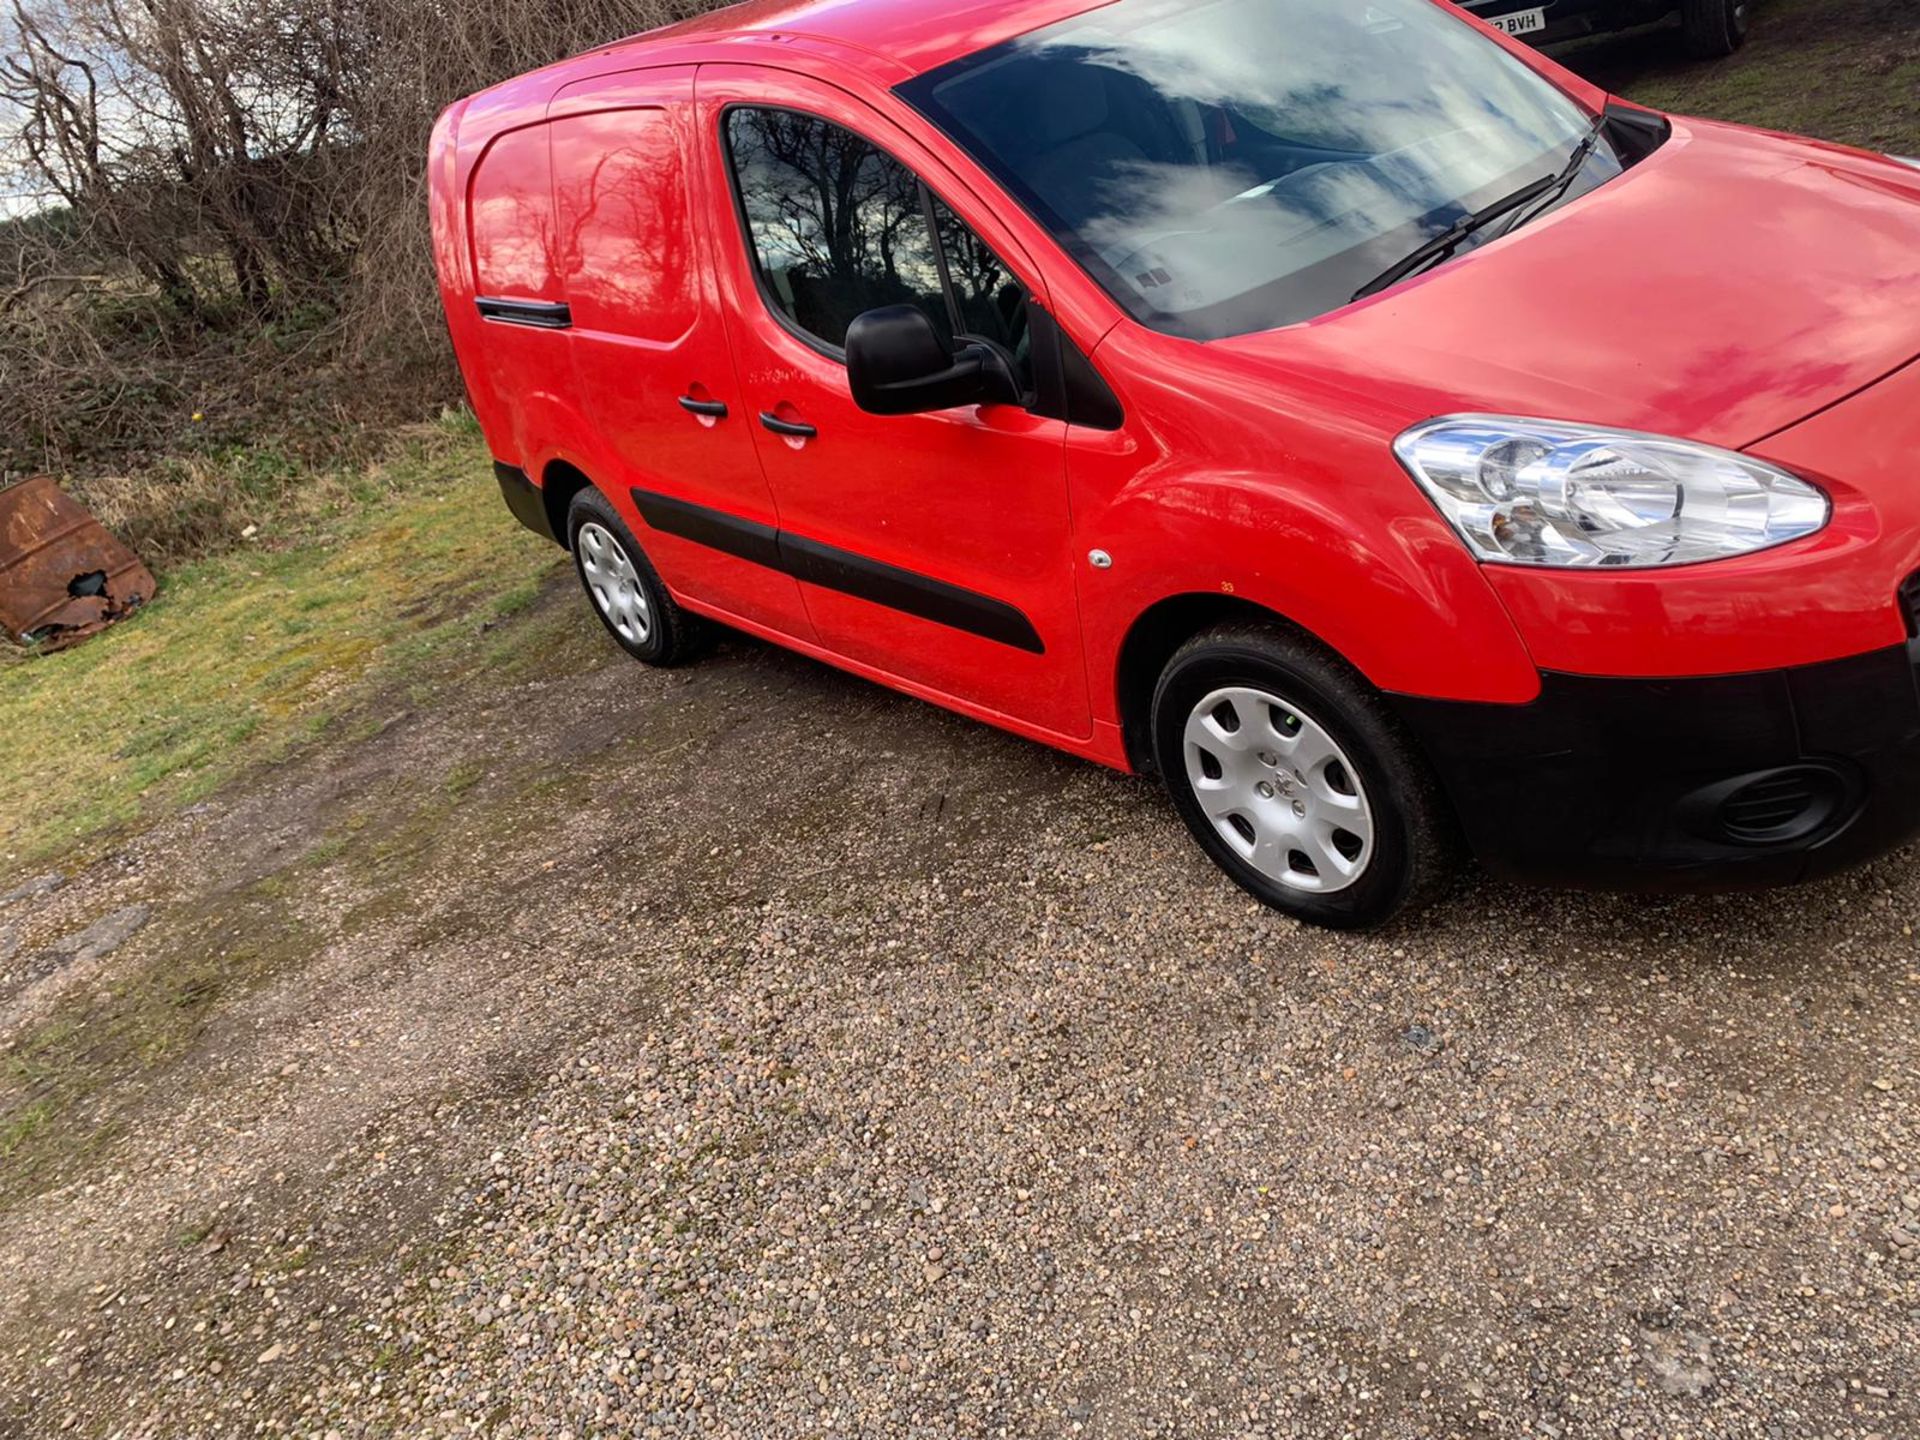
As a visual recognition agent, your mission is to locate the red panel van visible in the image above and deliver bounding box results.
[431,0,1920,927]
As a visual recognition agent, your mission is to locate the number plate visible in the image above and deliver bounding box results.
[1490,6,1547,36]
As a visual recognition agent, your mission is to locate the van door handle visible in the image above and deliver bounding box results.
[759,412,817,440]
[678,396,729,419]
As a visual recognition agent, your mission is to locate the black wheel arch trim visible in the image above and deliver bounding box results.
[628,485,1045,654]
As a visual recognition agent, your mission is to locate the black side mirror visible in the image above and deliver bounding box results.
[846,305,1020,417]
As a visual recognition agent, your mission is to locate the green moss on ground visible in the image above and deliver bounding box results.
[0,421,568,874]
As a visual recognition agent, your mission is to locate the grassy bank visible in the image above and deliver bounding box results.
[0,420,567,875]
[1575,0,1920,154]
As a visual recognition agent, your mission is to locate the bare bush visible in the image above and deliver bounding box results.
[339,0,696,365]
[0,0,709,479]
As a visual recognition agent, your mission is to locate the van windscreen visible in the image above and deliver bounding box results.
[898,0,1618,339]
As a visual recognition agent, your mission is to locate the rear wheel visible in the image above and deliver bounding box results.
[1681,0,1750,58]
[1151,623,1456,930]
[566,487,701,665]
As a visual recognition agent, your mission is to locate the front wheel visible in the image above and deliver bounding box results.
[1151,624,1457,930]
[1681,0,1751,58]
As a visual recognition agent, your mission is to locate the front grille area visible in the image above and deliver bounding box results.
[1717,766,1848,846]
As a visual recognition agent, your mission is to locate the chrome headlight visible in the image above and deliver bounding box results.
[1394,416,1830,568]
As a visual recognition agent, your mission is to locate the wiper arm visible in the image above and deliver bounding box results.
[1351,174,1559,302]
[1351,114,1611,303]
[1504,113,1613,234]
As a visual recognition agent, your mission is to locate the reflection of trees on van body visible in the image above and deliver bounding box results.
[473,193,559,294]
[472,176,560,296]
[552,109,695,340]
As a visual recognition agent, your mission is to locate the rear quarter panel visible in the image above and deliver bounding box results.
[429,98,500,439]
[431,73,586,476]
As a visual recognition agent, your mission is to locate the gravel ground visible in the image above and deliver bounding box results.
[0,572,1916,1440]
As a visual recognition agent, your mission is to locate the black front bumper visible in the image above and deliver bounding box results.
[1391,643,1920,891]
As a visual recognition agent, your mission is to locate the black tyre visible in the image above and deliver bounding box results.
[1681,0,1750,58]
[566,487,702,665]
[1151,623,1457,930]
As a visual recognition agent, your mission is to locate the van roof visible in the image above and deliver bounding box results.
[618,0,1111,80]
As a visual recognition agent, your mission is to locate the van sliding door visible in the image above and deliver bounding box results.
[549,65,814,641]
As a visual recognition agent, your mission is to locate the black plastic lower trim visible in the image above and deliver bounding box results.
[1390,644,1920,891]
[629,485,1044,654]
[476,297,572,329]
[494,462,559,545]
[778,532,1044,653]
[629,486,781,570]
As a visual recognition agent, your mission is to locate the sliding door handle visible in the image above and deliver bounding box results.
[758,412,817,440]
[678,396,729,419]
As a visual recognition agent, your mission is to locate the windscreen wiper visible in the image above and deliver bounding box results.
[1352,114,1611,303]
[1501,113,1614,236]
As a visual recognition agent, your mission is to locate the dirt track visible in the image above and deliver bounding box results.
[2,569,1916,1438]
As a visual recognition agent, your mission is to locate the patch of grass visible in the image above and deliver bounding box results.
[0,427,568,875]
[303,832,350,867]
[442,760,486,798]
[269,1245,313,1275]
[0,1098,52,1160]
[1571,0,1920,154]
[0,645,606,1212]
[59,411,462,574]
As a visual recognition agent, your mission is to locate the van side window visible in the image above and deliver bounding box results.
[724,107,1031,390]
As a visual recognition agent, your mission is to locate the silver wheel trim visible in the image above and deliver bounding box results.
[1182,686,1377,895]
[577,522,653,646]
